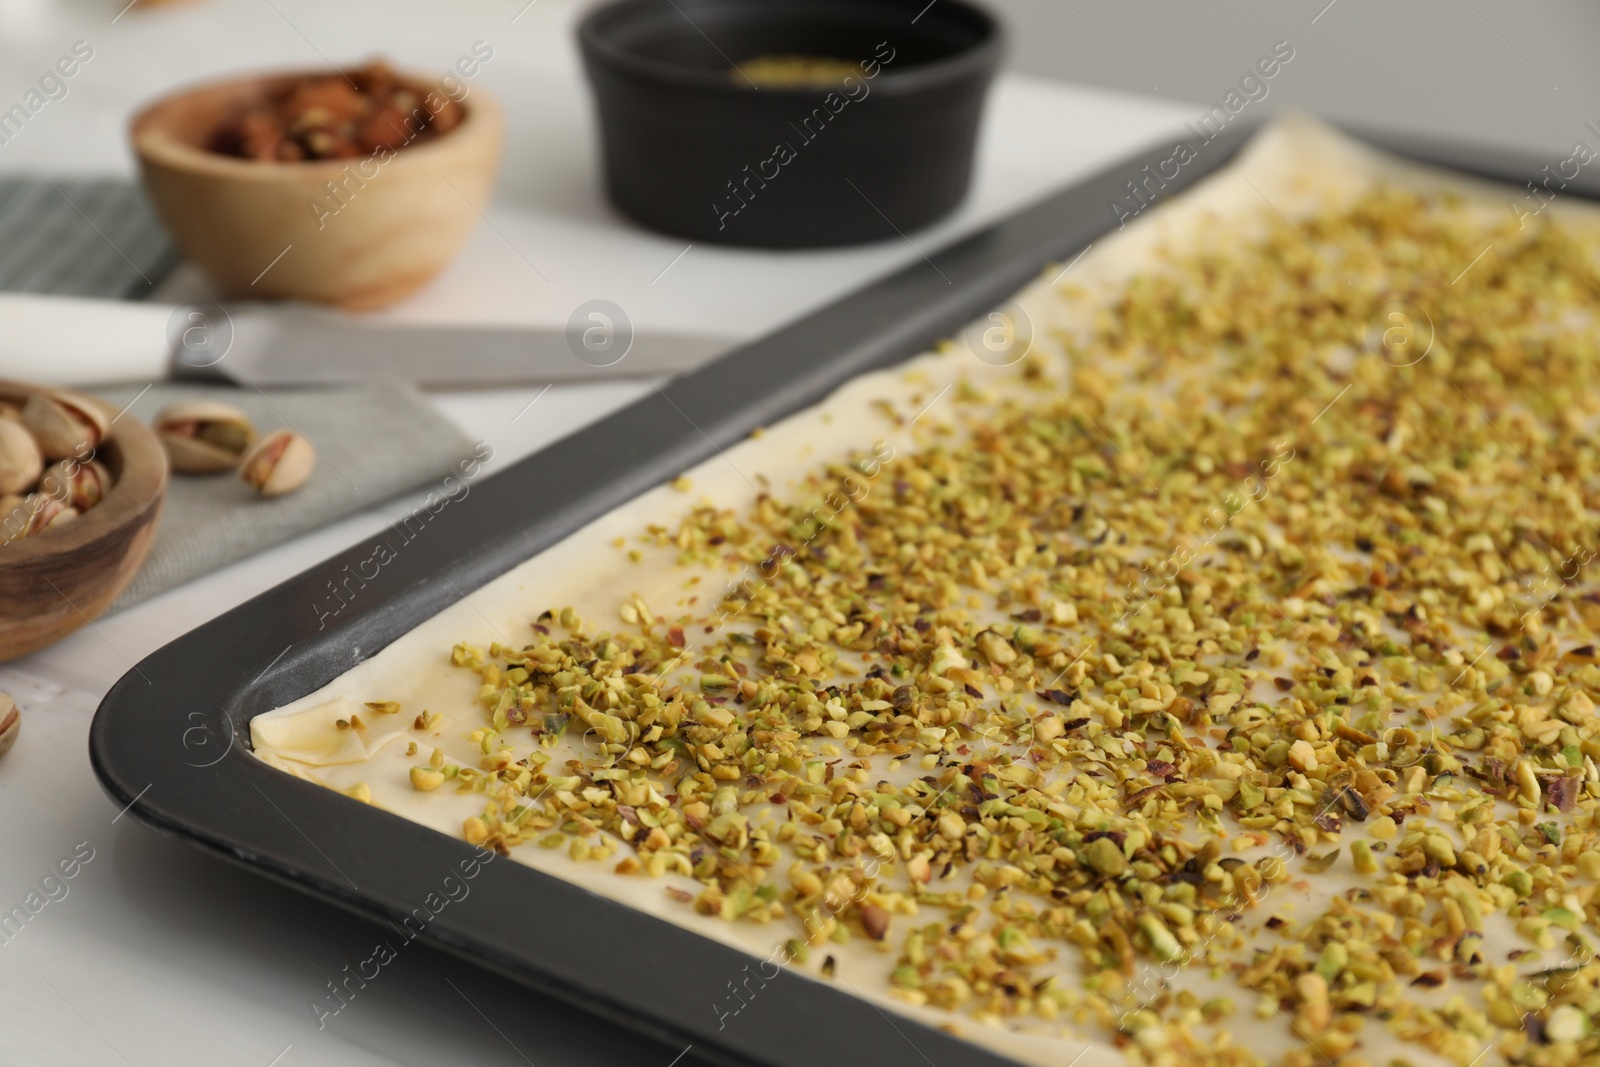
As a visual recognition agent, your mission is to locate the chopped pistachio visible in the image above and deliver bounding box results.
[410,767,446,792]
[300,167,1600,1065]
[1080,836,1128,877]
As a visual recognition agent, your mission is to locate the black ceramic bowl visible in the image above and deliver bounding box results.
[578,0,1003,248]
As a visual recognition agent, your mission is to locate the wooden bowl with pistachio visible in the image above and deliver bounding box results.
[0,381,167,661]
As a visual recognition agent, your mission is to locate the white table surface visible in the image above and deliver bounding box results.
[0,2,1193,1062]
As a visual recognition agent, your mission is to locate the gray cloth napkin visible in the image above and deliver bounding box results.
[95,383,474,612]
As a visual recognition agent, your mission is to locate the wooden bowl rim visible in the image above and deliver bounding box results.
[129,66,502,182]
[0,382,167,563]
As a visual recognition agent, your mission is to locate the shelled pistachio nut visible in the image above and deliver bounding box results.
[38,458,114,512]
[239,429,315,497]
[0,692,17,760]
[0,418,42,495]
[21,389,108,461]
[154,401,256,473]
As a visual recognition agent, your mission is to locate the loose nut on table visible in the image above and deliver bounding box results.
[154,401,256,474]
[0,418,42,495]
[239,428,314,497]
[21,389,109,461]
[0,693,18,760]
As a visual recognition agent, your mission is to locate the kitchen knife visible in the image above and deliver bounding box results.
[0,293,733,387]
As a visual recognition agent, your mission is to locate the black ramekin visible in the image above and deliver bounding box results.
[577,0,1003,248]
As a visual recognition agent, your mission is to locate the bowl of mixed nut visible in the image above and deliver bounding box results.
[130,60,503,309]
[0,381,167,661]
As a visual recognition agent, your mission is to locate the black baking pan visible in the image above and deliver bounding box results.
[90,119,1600,1067]
[578,0,1003,247]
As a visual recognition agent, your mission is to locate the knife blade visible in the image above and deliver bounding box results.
[0,293,733,387]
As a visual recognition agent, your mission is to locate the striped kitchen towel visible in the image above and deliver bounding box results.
[0,175,178,299]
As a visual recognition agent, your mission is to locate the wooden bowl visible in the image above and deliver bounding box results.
[130,68,503,310]
[0,382,167,661]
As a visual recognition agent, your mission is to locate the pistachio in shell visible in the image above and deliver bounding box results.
[0,493,76,542]
[0,418,42,495]
[155,401,256,474]
[21,493,78,536]
[0,692,17,760]
[239,428,315,497]
[77,459,114,510]
[0,493,27,543]
[38,458,113,512]
[21,389,108,461]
